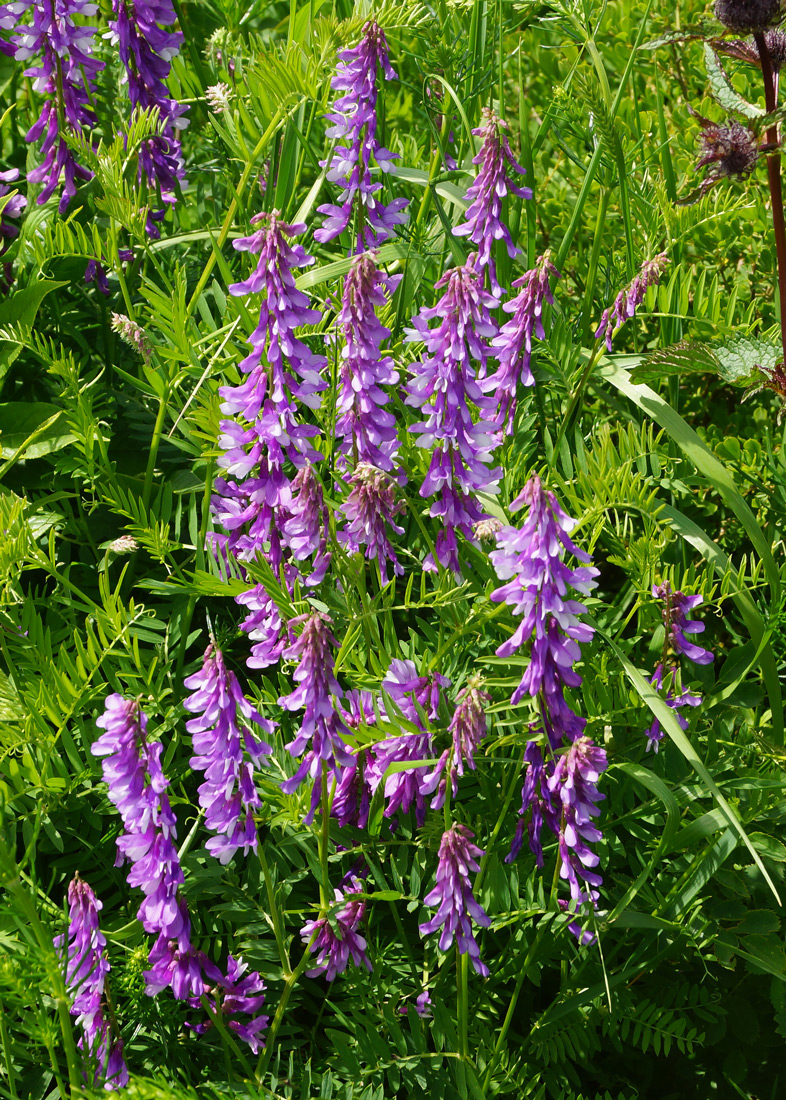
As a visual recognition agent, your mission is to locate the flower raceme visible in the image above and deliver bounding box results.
[453,108,533,296]
[595,252,669,351]
[184,644,275,864]
[54,875,128,1090]
[405,257,501,575]
[316,20,408,248]
[419,823,491,976]
[301,877,372,981]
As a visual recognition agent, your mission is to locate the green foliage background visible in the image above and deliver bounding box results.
[2,0,786,1097]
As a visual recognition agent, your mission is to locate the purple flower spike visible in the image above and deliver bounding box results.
[336,253,403,474]
[91,695,200,999]
[644,663,702,753]
[283,465,331,586]
[0,168,26,249]
[548,736,607,911]
[419,823,491,977]
[490,475,598,731]
[189,955,269,1053]
[54,875,128,1090]
[653,581,714,666]
[236,581,291,670]
[301,878,372,980]
[505,737,559,866]
[279,611,353,821]
[185,644,275,864]
[484,252,560,434]
[595,252,669,351]
[338,463,405,583]
[423,675,489,810]
[110,0,188,237]
[316,21,408,249]
[453,109,533,296]
[2,0,104,212]
[405,258,502,574]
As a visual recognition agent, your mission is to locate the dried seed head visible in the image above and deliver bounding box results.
[696,118,759,189]
[714,0,781,32]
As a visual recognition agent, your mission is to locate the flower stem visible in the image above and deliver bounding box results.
[755,31,786,367]
[319,769,331,909]
[142,388,170,514]
[258,845,291,973]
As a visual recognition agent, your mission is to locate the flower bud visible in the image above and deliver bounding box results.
[714,0,780,32]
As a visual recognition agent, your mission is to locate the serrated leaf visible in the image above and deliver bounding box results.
[630,341,720,383]
[714,334,780,383]
[703,43,764,119]
[0,402,74,461]
[750,832,786,862]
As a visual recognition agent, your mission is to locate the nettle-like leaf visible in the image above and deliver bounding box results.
[631,334,779,386]
[703,43,764,120]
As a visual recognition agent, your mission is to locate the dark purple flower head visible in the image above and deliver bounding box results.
[505,737,560,866]
[335,252,402,474]
[548,736,606,907]
[484,252,559,434]
[423,675,489,810]
[490,475,598,727]
[189,955,269,1053]
[54,875,128,1090]
[301,877,372,980]
[453,109,533,296]
[338,463,405,583]
[715,0,780,31]
[279,611,353,820]
[405,258,502,574]
[419,823,491,976]
[4,0,104,212]
[595,252,669,352]
[184,644,275,864]
[109,0,188,237]
[282,464,331,586]
[316,21,408,248]
[653,581,714,666]
[399,990,433,1017]
[644,663,702,753]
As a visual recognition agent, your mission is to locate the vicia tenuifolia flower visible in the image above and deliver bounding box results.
[405,257,501,575]
[419,823,491,976]
[1,0,104,212]
[316,21,408,249]
[595,252,669,352]
[111,312,153,366]
[184,644,275,864]
[54,874,128,1090]
[453,108,533,296]
[338,463,405,584]
[484,251,560,434]
[300,877,372,981]
[423,674,489,810]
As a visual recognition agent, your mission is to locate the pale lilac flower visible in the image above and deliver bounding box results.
[505,738,559,866]
[399,990,432,1017]
[110,0,188,237]
[338,463,404,583]
[236,582,291,669]
[644,663,702,753]
[484,252,560,433]
[2,0,104,212]
[419,824,491,977]
[301,878,372,980]
[54,875,127,1090]
[653,582,714,666]
[112,312,153,365]
[595,253,669,351]
[184,644,275,864]
[548,736,606,911]
[0,168,26,248]
[453,109,532,296]
[315,21,408,248]
[206,82,232,113]
[405,258,501,574]
[279,612,353,821]
[335,253,402,473]
[489,475,598,733]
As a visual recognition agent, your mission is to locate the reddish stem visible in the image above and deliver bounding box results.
[755,31,786,367]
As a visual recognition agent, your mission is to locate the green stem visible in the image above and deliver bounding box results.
[580,187,610,344]
[258,845,291,973]
[458,949,469,1060]
[255,938,316,1079]
[549,342,605,466]
[319,770,331,909]
[142,388,169,514]
[0,1002,18,1098]
[473,756,523,897]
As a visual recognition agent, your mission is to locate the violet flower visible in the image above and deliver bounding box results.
[54,875,128,1090]
[212,212,325,565]
[505,737,559,866]
[489,475,599,734]
[3,0,104,212]
[0,168,26,247]
[335,252,402,474]
[405,258,501,574]
[338,462,404,583]
[423,675,489,810]
[644,663,702,753]
[236,581,291,670]
[483,252,559,434]
[184,644,275,864]
[189,955,269,1053]
[419,824,491,977]
[332,690,377,828]
[548,736,607,937]
[653,582,714,666]
[279,612,353,821]
[301,878,372,980]
[283,464,331,586]
[315,20,408,248]
[453,108,532,296]
[595,252,669,351]
[91,695,199,999]
[110,0,188,237]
